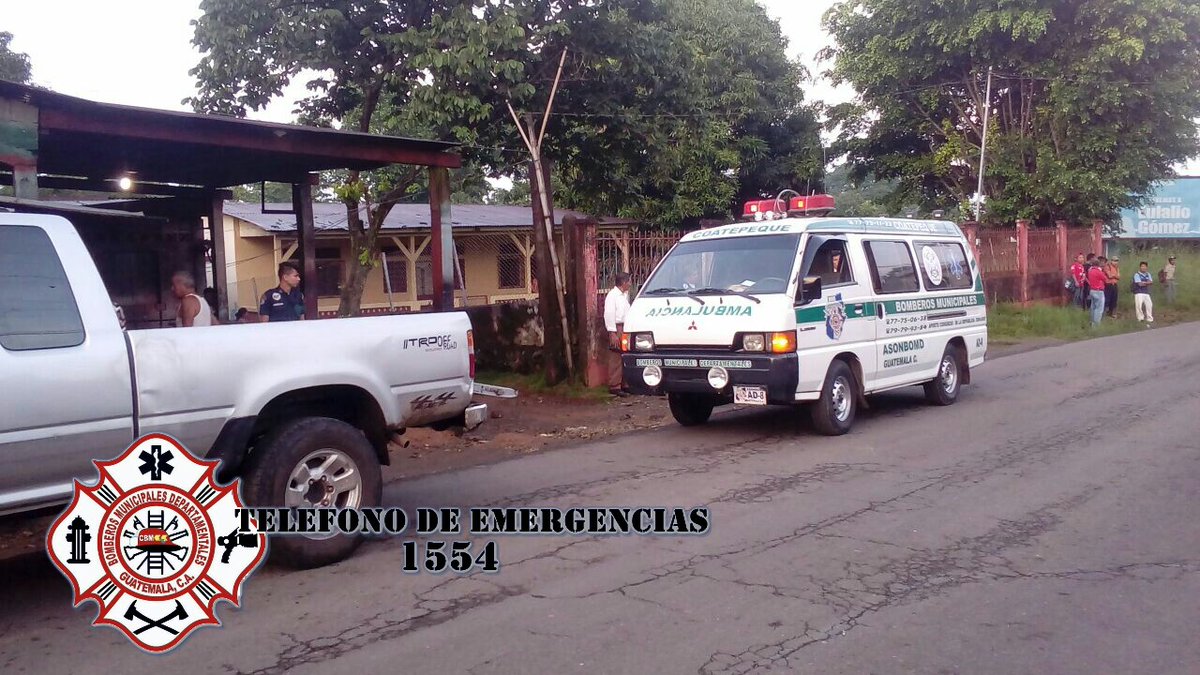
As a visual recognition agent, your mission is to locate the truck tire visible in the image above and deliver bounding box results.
[668,393,714,426]
[810,360,857,436]
[924,345,963,406]
[241,416,383,569]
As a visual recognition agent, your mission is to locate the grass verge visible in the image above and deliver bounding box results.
[988,248,1199,344]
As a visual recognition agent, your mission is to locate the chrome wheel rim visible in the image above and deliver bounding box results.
[285,448,363,509]
[284,448,363,540]
[831,377,852,422]
[940,355,958,395]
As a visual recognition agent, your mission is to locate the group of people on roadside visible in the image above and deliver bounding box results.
[1068,252,1177,328]
[168,261,306,328]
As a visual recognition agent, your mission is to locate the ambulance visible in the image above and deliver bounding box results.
[620,194,987,434]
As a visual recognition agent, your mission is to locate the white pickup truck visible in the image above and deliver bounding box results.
[0,213,487,568]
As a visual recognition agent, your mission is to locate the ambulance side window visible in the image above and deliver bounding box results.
[805,239,854,288]
[915,241,973,290]
[863,240,920,294]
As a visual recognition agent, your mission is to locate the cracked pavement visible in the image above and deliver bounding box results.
[2,324,1199,674]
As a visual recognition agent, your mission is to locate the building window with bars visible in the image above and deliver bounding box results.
[381,248,409,294]
[415,245,465,299]
[315,246,344,297]
[497,240,526,289]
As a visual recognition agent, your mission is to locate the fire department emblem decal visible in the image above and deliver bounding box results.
[824,293,847,340]
[46,434,267,652]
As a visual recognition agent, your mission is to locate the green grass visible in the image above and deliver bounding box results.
[988,248,1200,344]
[474,371,615,402]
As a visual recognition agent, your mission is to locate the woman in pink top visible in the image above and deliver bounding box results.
[1086,261,1108,326]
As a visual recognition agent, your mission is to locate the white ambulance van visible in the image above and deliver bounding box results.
[620,198,987,435]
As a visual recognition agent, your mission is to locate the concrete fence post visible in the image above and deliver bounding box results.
[1091,219,1105,256]
[1055,220,1069,304]
[572,218,607,388]
[1016,219,1031,307]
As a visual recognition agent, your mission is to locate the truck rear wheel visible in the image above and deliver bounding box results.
[241,416,383,569]
[668,393,715,426]
[811,360,857,436]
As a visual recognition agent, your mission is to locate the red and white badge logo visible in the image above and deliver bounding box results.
[46,434,267,652]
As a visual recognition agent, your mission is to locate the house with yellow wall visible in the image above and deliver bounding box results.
[222,202,637,316]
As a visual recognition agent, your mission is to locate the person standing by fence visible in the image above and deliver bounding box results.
[604,272,632,397]
[1161,256,1177,304]
[1104,256,1121,318]
[1069,253,1087,308]
[1086,261,1108,326]
[1132,262,1155,326]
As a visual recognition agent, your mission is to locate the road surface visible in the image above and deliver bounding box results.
[2,324,1198,674]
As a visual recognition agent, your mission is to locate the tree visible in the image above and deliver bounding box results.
[189,0,535,316]
[189,0,821,383]
[822,0,1200,227]
[0,32,31,84]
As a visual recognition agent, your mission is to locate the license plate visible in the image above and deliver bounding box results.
[734,386,767,406]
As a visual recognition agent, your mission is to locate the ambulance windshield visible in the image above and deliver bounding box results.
[641,234,801,296]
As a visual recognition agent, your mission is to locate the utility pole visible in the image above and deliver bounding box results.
[973,67,994,222]
[508,49,575,378]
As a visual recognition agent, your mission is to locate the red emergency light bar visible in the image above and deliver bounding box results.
[742,199,785,219]
[789,194,835,213]
[741,193,836,221]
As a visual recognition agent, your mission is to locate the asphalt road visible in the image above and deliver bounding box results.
[3,324,1199,674]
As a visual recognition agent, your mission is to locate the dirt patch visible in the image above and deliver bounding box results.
[385,393,672,481]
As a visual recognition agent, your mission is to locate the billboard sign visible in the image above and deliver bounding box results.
[1115,177,1200,239]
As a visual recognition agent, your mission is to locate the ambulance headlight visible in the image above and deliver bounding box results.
[707,366,729,390]
[642,365,663,387]
[633,333,655,351]
[742,334,766,352]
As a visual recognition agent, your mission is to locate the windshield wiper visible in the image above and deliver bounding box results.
[688,287,762,304]
[642,286,704,305]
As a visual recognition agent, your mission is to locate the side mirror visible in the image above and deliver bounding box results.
[796,276,822,306]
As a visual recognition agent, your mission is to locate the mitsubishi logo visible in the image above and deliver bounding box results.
[687,321,698,331]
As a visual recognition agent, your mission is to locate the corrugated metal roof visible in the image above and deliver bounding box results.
[224,201,636,232]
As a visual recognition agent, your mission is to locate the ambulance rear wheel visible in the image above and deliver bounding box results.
[811,360,856,436]
[669,393,714,426]
[924,345,963,406]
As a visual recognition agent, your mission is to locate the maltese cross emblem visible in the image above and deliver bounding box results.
[46,434,267,653]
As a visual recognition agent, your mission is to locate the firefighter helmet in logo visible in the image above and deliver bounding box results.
[46,434,267,653]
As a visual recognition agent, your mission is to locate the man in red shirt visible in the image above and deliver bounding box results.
[1069,253,1086,308]
[1086,260,1108,326]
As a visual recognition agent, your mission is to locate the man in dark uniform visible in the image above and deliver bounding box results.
[259,262,305,322]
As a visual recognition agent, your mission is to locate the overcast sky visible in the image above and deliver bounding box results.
[3,0,848,121]
[3,1,1194,174]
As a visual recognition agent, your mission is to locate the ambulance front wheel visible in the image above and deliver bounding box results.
[668,393,715,426]
[811,360,857,436]
[924,345,963,406]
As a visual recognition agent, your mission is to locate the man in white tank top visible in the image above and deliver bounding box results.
[171,271,212,327]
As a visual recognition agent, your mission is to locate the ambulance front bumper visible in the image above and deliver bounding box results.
[622,352,798,404]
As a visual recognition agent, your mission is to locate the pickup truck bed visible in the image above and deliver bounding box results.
[0,212,486,567]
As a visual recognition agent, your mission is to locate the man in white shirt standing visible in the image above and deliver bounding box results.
[603,272,632,396]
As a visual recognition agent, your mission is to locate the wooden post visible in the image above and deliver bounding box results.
[429,167,454,312]
[530,159,564,384]
[1016,219,1030,307]
[208,192,228,321]
[292,179,318,319]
